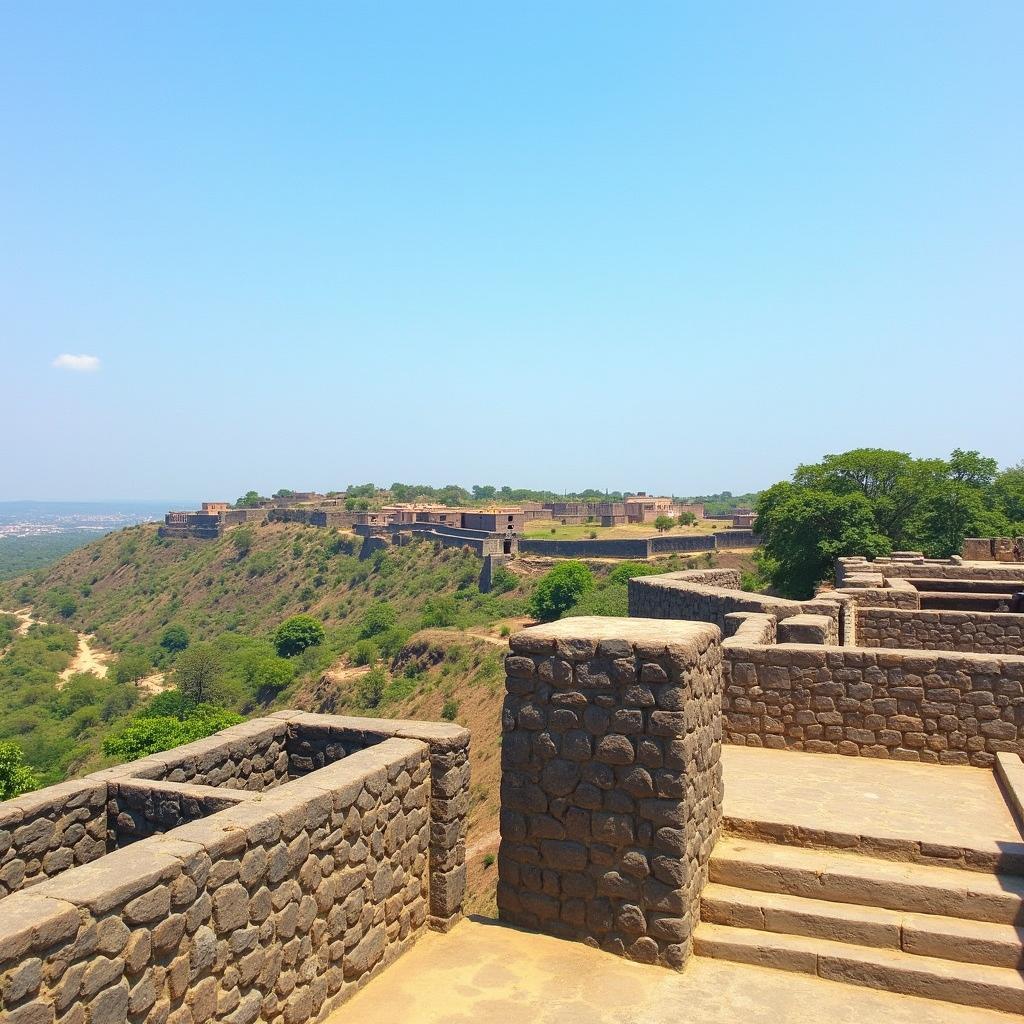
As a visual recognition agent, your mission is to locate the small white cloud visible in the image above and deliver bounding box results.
[52,354,100,372]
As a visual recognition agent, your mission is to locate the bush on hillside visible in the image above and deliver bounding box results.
[421,595,459,628]
[607,561,663,585]
[359,602,397,638]
[159,625,189,653]
[273,615,326,657]
[528,562,595,622]
[231,527,255,556]
[0,741,38,799]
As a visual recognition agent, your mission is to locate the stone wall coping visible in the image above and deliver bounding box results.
[109,777,259,803]
[511,614,720,650]
[995,753,1024,825]
[0,778,103,826]
[0,891,81,964]
[727,640,1024,672]
[270,708,470,752]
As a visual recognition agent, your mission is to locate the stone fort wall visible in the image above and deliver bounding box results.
[626,570,1024,768]
[0,713,470,1024]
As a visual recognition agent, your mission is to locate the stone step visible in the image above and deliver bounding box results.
[694,923,1024,1014]
[702,883,1024,969]
[711,836,1024,925]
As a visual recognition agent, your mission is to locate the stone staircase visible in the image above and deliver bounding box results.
[695,835,1024,1014]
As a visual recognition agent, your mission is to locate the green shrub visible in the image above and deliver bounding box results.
[356,666,388,709]
[247,551,275,577]
[351,640,378,666]
[489,566,518,595]
[102,704,242,761]
[441,698,459,721]
[159,625,189,653]
[273,615,326,657]
[421,595,459,628]
[360,602,397,638]
[607,561,663,585]
[231,527,255,556]
[528,562,595,622]
[0,742,37,799]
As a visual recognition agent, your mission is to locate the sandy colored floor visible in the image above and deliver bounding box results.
[331,918,1019,1024]
[722,745,1023,858]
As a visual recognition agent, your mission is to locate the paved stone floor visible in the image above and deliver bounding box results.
[333,918,1019,1023]
[722,745,1024,860]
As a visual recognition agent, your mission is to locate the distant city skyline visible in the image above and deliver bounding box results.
[3,3,1021,500]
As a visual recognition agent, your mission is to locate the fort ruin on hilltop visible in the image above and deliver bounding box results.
[2,548,1023,1020]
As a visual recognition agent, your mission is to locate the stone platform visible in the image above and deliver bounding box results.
[722,745,1024,872]
[328,916,1019,1024]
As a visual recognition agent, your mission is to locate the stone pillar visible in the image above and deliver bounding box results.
[497,616,723,969]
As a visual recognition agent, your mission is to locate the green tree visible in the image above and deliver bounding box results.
[677,511,697,526]
[356,666,388,709]
[421,596,459,628]
[231,526,255,556]
[273,615,326,657]
[159,625,189,653]
[110,651,151,686]
[238,649,295,692]
[175,643,223,706]
[235,491,263,508]
[991,463,1024,524]
[912,482,1007,558]
[0,741,37,799]
[360,602,397,638]
[653,515,675,533]
[755,483,891,598]
[528,562,595,622]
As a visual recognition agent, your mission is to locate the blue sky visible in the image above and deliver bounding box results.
[2,2,1021,501]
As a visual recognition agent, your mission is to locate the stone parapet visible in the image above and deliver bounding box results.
[498,616,723,970]
[0,711,470,1024]
[0,738,431,1024]
[723,643,1024,766]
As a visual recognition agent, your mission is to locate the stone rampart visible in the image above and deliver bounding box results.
[856,607,1024,655]
[0,712,471,1024]
[498,617,723,970]
[518,532,760,560]
[518,538,653,559]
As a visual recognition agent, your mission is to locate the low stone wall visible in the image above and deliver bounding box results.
[109,779,256,847]
[857,607,1024,655]
[272,711,471,931]
[498,617,723,970]
[838,556,1024,585]
[629,570,841,643]
[88,719,292,793]
[0,738,431,1024]
[723,643,1024,766]
[0,781,107,898]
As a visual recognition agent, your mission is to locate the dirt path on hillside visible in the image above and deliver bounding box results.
[60,633,110,684]
[1,605,113,687]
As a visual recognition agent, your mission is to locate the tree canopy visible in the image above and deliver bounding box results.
[273,614,326,657]
[756,448,1024,597]
[528,562,595,622]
